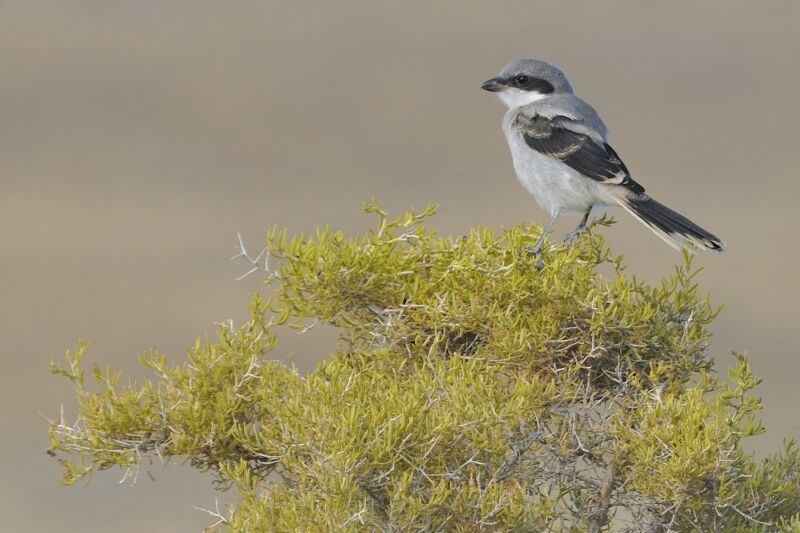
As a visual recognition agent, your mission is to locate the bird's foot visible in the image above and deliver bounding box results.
[522,246,545,270]
[563,226,588,246]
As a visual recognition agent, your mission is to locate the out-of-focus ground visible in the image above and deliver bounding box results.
[1,2,798,530]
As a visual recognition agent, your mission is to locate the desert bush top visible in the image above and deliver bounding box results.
[49,204,800,532]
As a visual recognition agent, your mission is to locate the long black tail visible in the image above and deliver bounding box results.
[617,194,725,252]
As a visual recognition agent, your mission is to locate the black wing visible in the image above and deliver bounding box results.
[518,114,644,194]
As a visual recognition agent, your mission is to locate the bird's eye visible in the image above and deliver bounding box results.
[515,75,530,85]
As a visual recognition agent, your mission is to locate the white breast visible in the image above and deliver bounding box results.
[501,111,615,216]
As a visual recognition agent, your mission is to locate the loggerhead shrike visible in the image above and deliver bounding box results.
[482,59,724,258]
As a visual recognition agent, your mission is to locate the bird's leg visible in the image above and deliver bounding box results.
[525,212,559,268]
[563,207,592,245]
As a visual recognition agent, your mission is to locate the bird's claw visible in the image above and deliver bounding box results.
[563,226,588,246]
[521,246,545,270]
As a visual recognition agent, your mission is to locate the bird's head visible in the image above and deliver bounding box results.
[481,58,574,109]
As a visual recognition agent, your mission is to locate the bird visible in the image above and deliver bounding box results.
[481,59,724,260]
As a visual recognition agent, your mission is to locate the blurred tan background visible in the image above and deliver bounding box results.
[1,1,798,530]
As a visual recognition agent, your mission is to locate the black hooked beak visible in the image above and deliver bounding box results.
[481,77,505,92]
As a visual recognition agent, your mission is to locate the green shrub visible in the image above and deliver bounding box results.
[48,204,800,531]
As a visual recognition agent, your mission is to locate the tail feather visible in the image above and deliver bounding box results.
[616,195,725,252]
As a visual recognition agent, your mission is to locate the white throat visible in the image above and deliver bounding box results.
[498,88,548,109]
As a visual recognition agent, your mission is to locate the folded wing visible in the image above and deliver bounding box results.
[517,113,644,195]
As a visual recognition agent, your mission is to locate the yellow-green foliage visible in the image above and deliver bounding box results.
[49,204,800,531]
